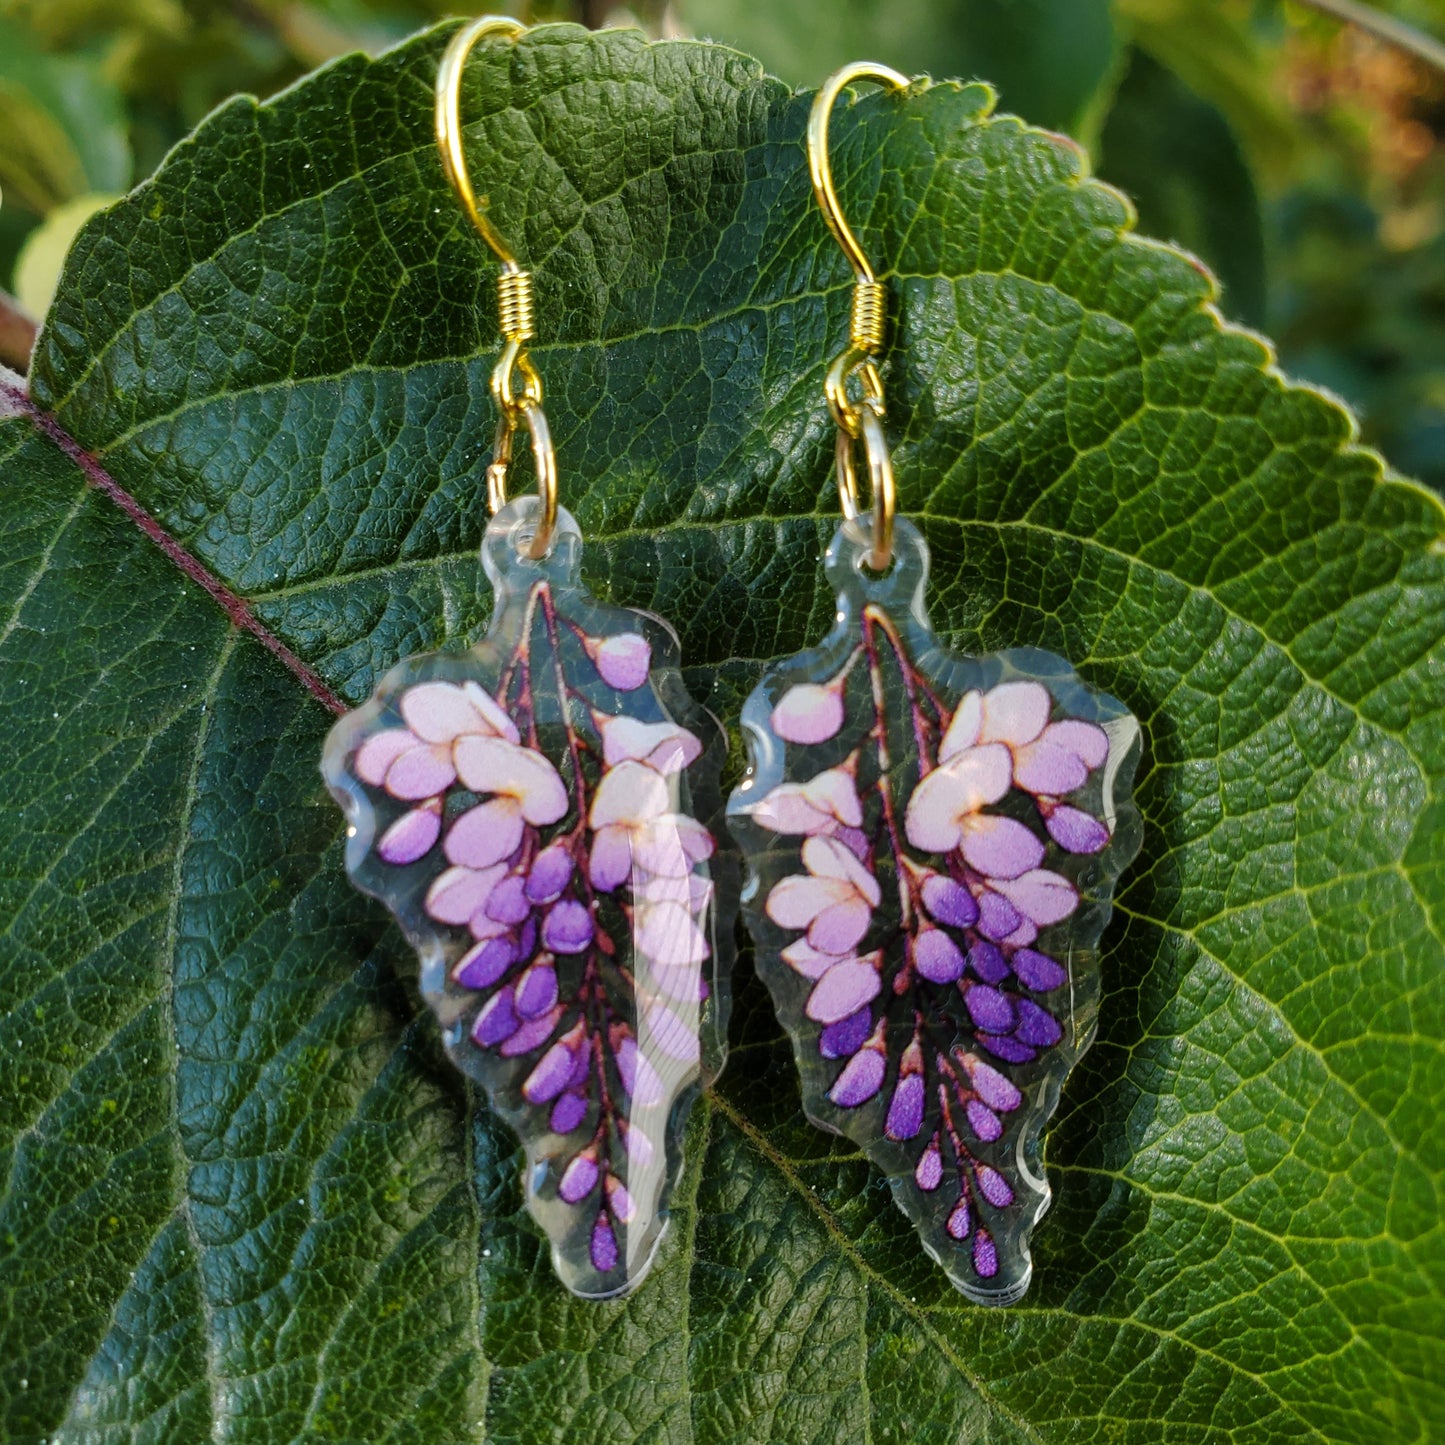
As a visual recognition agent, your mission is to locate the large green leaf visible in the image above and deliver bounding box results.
[3,20,1443,1444]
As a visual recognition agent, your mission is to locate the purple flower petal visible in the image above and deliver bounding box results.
[484,873,531,925]
[965,1056,1023,1112]
[885,1073,925,1140]
[915,1136,943,1191]
[384,742,455,801]
[920,873,978,929]
[377,804,441,865]
[978,1034,1036,1063]
[828,1046,886,1108]
[426,862,505,927]
[624,1122,654,1168]
[946,1196,972,1240]
[354,728,415,787]
[771,683,845,744]
[966,940,1010,984]
[453,936,516,990]
[965,984,1015,1033]
[994,868,1079,927]
[1016,998,1063,1047]
[1011,947,1067,992]
[514,962,559,1020]
[471,988,518,1047]
[973,1229,998,1278]
[614,1035,664,1105]
[1045,719,1109,770]
[966,1099,1002,1141]
[819,1007,872,1059]
[522,1036,576,1102]
[807,898,872,956]
[979,681,1051,747]
[591,1211,619,1272]
[806,959,881,1024]
[605,1176,636,1224]
[558,1150,599,1202]
[445,797,525,870]
[975,1164,1014,1208]
[550,1091,588,1135]
[960,815,1045,881]
[593,632,651,691]
[1044,804,1109,854]
[1012,736,1088,796]
[913,927,964,984]
[500,1008,562,1057]
[543,899,594,953]
[976,889,1021,941]
[589,824,632,892]
[525,844,575,903]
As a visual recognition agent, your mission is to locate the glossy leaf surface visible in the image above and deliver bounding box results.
[2,21,1443,1445]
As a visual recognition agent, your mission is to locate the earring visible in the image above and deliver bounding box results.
[727,65,1142,1306]
[321,17,733,1300]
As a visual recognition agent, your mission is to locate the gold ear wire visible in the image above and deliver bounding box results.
[808,62,909,571]
[436,16,557,558]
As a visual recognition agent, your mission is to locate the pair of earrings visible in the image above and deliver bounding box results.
[322,17,1141,1306]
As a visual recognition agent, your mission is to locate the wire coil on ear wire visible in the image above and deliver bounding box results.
[850,278,886,354]
[497,269,536,342]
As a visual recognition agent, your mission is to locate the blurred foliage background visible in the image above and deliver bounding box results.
[0,0,1441,490]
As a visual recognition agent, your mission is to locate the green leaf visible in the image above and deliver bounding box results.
[1097,48,1267,328]
[676,0,1117,133]
[4,20,1443,1444]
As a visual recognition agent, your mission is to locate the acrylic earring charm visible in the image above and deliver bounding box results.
[321,17,733,1300]
[727,64,1142,1306]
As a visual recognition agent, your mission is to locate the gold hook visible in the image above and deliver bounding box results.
[808,61,909,569]
[436,16,557,558]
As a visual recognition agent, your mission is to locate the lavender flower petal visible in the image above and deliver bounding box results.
[558,1151,599,1202]
[946,1196,972,1241]
[525,844,574,903]
[1015,998,1063,1047]
[590,1212,619,1272]
[966,1099,1002,1141]
[915,1136,943,1191]
[965,984,1015,1033]
[377,805,441,864]
[920,873,978,929]
[885,1073,925,1140]
[593,632,651,691]
[550,1091,588,1135]
[771,682,845,744]
[913,927,964,984]
[819,1007,872,1059]
[966,940,1010,984]
[978,1034,1036,1064]
[975,1164,1014,1208]
[973,1230,998,1278]
[828,1046,885,1107]
[1010,947,1067,992]
[1044,803,1109,854]
[514,962,559,1020]
[454,936,516,990]
[543,898,594,953]
[522,1036,575,1103]
[471,988,518,1047]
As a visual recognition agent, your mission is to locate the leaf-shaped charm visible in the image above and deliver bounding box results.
[728,517,1141,1304]
[322,497,733,1299]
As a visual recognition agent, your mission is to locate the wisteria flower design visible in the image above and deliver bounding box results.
[728,519,1140,1305]
[323,501,732,1299]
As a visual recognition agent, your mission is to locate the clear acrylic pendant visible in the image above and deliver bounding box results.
[727,517,1141,1305]
[323,497,733,1299]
